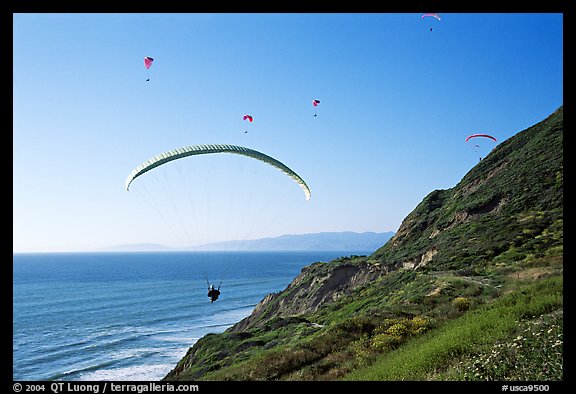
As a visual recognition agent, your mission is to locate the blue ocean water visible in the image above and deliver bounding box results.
[13,251,358,381]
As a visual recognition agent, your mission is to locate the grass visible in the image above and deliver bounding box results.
[439,309,563,380]
[343,275,562,380]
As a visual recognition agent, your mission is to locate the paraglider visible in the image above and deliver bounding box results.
[126,144,311,303]
[125,143,312,201]
[421,13,441,21]
[465,134,497,143]
[126,142,313,304]
[421,13,441,31]
[466,134,497,161]
[207,282,221,303]
[243,114,253,133]
[312,99,320,117]
[144,56,154,81]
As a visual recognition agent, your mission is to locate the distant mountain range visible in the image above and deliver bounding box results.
[104,231,395,253]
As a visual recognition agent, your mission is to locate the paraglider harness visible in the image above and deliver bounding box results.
[207,280,222,303]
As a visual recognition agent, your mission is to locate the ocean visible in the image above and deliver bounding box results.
[12,251,360,381]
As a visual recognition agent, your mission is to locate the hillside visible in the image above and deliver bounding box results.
[163,107,563,381]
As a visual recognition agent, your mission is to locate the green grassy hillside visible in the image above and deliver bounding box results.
[345,275,562,380]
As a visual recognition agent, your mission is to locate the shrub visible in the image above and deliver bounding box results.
[410,316,431,334]
[371,332,402,352]
[453,297,471,312]
[387,322,409,337]
[370,316,432,352]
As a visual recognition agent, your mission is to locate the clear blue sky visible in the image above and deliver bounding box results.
[13,13,563,253]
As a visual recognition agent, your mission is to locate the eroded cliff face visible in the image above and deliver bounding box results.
[230,260,388,332]
[163,257,390,381]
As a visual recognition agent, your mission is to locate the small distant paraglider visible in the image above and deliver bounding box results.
[243,114,253,133]
[465,134,497,143]
[144,56,154,81]
[466,133,497,161]
[312,99,320,117]
[421,13,441,32]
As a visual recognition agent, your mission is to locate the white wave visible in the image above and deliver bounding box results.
[154,335,199,344]
[201,306,254,326]
[79,363,175,381]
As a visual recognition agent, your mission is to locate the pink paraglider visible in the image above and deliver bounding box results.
[144,57,154,69]
[312,99,320,116]
[421,13,441,21]
[421,13,441,31]
[144,56,154,81]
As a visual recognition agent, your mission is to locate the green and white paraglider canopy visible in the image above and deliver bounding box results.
[125,143,311,201]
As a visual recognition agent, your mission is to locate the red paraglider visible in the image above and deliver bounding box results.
[312,99,320,117]
[144,56,154,81]
[466,134,497,162]
[243,114,253,133]
[465,134,497,143]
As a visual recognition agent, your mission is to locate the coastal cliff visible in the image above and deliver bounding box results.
[164,107,563,381]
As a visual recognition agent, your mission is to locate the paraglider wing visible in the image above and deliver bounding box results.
[465,134,497,143]
[421,13,441,21]
[243,115,253,122]
[312,99,320,107]
[125,144,311,200]
[144,57,154,69]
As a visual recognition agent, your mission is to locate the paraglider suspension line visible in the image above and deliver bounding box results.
[206,278,222,291]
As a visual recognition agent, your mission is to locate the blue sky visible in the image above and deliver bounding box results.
[13,13,563,252]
